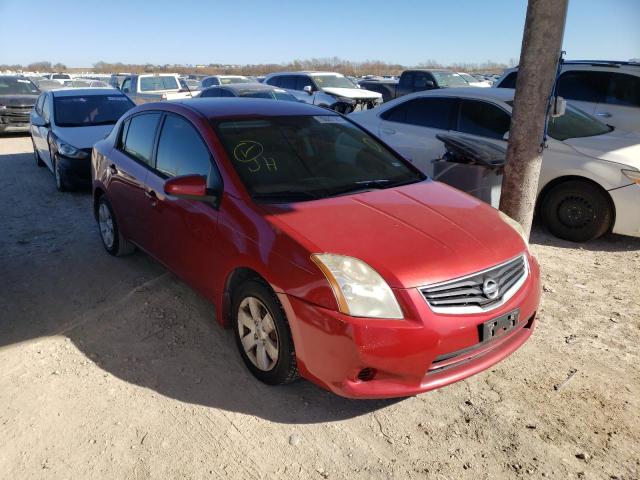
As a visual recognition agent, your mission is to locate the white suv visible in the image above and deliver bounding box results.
[495,60,640,132]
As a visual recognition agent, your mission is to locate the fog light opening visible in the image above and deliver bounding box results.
[357,368,376,382]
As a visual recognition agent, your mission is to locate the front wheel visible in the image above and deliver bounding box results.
[232,281,298,385]
[32,138,44,167]
[540,180,613,242]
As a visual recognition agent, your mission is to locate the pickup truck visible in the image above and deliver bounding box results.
[358,69,469,102]
[119,74,192,104]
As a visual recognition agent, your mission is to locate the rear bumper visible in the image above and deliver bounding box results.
[609,183,640,237]
[279,254,541,399]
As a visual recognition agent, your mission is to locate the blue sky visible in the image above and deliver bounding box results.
[0,0,638,67]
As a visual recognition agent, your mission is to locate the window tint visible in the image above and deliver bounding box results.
[558,71,606,103]
[278,76,297,90]
[605,73,640,107]
[497,72,518,89]
[296,76,314,91]
[381,103,408,123]
[122,113,161,165]
[200,88,220,98]
[414,72,433,88]
[218,88,235,98]
[266,76,280,87]
[156,114,213,180]
[399,72,414,87]
[457,100,511,139]
[54,95,134,127]
[121,78,131,92]
[202,77,218,88]
[405,98,454,129]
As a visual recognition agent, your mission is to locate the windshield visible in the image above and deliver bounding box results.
[431,71,469,88]
[0,77,39,95]
[311,75,356,89]
[547,105,612,140]
[214,115,424,203]
[54,95,135,127]
[220,76,252,85]
[240,89,297,101]
[139,76,179,91]
[506,101,613,141]
[458,73,476,83]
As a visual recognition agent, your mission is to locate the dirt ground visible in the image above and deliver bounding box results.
[0,134,638,480]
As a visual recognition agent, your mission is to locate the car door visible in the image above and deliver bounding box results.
[143,113,222,299]
[107,112,162,249]
[595,72,640,132]
[557,70,605,116]
[37,93,54,169]
[377,97,456,175]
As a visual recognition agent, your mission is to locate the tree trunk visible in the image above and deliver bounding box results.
[499,0,569,240]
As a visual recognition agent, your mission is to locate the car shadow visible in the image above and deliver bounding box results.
[530,220,640,252]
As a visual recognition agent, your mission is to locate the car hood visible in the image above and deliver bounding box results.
[55,124,115,149]
[564,130,640,170]
[263,181,526,289]
[0,94,38,107]
[322,87,382,100]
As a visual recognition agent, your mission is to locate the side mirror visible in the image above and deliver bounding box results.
[31,115,48,127]
[425,80,436,89]
[122,87,130,93]
[164,174,207,199]
[164,175,219,206]
[551,96,567,118]
[502,131,510,141]
[303,85,313,95]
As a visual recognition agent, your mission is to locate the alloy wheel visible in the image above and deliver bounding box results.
[98,203,115,249]
[237,297,279,371]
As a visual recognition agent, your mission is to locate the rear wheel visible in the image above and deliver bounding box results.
[540,180,612,242]
[232,280,298,385]
[97,195,136,256]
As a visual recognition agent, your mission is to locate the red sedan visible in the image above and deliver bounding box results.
[91,98,540,399]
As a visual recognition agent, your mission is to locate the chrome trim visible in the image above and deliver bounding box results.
[418,254,529,314]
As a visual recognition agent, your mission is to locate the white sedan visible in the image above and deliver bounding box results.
[350,88,640,242]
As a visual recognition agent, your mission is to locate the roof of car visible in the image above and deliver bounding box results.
[176,97,336,119]
[51,88,126,97]
[266,71,344,77]
[207,83,285,93]
[420,87,515,102]
[203,74,248,79]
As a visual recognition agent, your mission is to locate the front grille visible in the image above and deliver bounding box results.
[420,255,527,313]
[1,106,32,122]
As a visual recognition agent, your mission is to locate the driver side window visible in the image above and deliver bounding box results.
[121,78,131,92]
[456,100,511,139]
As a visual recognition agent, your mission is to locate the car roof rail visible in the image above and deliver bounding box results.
[563,60,640,68]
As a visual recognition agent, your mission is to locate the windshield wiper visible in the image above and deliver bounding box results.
[325,179,419,198]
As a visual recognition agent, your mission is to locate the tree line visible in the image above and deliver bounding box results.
[2,58,513,76]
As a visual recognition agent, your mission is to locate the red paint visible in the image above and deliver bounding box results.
[92,99,541,399]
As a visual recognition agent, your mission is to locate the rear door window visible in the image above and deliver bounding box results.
[557,71,606,103]
[155,114,216,182]
[605,73,640,107]
[404,97,455,129]
[121,113,162,166]
[456,100,511,139]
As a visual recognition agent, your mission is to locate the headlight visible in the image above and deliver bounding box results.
[0,105,6,110]
[622,169,640,185]
[311,254,403,319]
[56,140,87,159]
[498,210,528,244]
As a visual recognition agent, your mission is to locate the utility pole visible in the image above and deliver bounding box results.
[499,0,569,239]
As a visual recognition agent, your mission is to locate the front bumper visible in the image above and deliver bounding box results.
[0,108,32,132]
[279,254,541,399]
[609,183,640,237]
[57,153,92,187]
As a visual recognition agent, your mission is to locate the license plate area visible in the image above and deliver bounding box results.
[480,309,520,342]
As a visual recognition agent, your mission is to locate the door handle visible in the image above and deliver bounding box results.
[108,164,118,174]
[381,128,396,135]
[595,112,611,118]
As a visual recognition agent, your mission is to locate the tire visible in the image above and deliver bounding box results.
[96,195,136,256]
[232,280,298,386]
[53,155,75,192]
[540,180,612,242]
[32,138,44,167]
